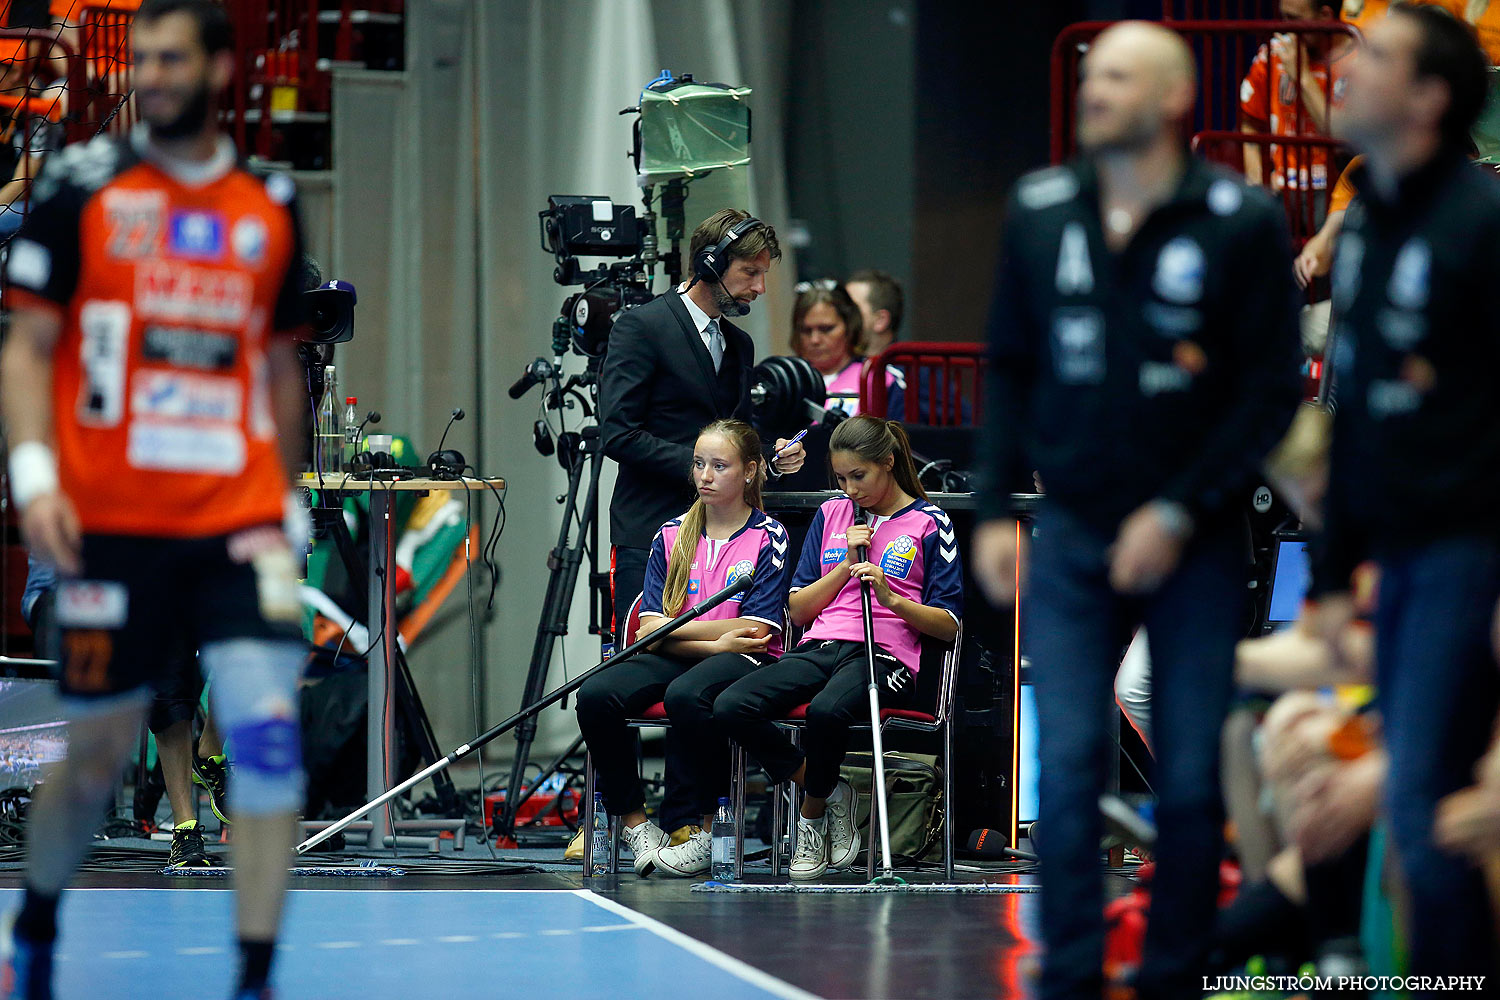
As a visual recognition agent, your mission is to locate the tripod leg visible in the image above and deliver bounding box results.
[497,439,603,838]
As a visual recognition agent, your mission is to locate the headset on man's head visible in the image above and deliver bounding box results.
[692,215,766,286]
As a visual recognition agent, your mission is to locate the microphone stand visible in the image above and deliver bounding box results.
[853,505,903,885]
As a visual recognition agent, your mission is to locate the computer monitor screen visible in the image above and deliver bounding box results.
[1019,683,1039,824]
[1267,538,1311,625]
[0,678,68,788]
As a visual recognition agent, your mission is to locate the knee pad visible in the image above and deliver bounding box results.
[202,638,305,816]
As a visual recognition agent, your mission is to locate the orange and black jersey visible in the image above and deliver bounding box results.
[5,129,307,538]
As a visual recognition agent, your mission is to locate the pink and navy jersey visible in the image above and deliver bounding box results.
[641,509,791,656]
[794,496,962,672]
[823,359,904,419]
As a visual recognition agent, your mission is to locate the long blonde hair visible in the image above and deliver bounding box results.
[662,420,766,616]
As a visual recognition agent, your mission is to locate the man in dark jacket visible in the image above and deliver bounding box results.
[1312,4,1500,982]
[972,21,1303,999]
[598,208,803,840]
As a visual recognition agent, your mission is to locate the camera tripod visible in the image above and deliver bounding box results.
[494,363,613,843]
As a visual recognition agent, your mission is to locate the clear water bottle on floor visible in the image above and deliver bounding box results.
[711,796,736,882]
[589,793,610,878]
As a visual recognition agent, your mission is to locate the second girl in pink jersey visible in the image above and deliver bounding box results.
[715,415,963,880]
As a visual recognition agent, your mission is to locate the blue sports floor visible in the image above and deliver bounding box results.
[0,887,815,1000]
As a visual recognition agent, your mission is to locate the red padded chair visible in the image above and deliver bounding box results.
[580,594,751,877]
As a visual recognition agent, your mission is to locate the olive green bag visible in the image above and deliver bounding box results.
[837,752,944,862]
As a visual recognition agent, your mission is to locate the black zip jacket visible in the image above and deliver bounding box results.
[977,155,1304,533]
[1314,152,1500,595]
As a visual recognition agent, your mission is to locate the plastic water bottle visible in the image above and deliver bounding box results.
[589,793,609,878]
[343,395,360,461]
[711,796,736,882]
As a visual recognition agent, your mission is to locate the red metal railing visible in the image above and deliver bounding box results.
[1192,130,1351,244]
[76,2,134,134]
[1051,20,1361,164]
[229,0,327,158]
[1163,0,1278,19]
[0,29,83,230]
[863,343,986,428]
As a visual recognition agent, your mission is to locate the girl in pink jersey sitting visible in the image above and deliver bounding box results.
[715,415,963,879]
[791,283,904,418]
[575,419,791,878]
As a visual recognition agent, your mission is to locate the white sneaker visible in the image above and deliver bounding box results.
[650,827,711,878]
[790,819,829,881]
[620,820,670,876]
[825,779,861,870]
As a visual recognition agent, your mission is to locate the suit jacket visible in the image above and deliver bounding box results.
[599,289,754,550]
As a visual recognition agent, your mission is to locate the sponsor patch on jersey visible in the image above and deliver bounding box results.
[168,210,226,260]
[1387,238,1432,312]
[1017,166,1079,210]
[1152,237,1206,305]
[1050,307,1105,385]
[880,535,917,580]
[688,578,701,596]
[7,238,51,289]
[137,262,252,325]
[1139,361,1193,397]
[77,300,131,427]
[822,546,848,568]
[55,580,128,630]
[232,216,268,267]
[104,188,166,259]
[265,172,295,205]
[142,325,239,370]
[1207,178,1243,217]
[131,370,243,422]
[127,421,246,475]
[724,559,756,602]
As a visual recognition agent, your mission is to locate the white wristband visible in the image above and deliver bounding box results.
[6,441,59,511]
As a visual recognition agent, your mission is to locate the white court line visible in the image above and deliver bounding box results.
[0,888,578,895]
[437,935,478,943]
[576,890,821,1000]
[579,924,642,933]
[381,939,420,946]
[177,947,225,956]
[315,941,361,949]
[101,951,148,960]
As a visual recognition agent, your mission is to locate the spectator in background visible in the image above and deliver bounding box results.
[845,268,904,359]
[0,35,62,239]
[789,281,904,419]
[1342,0,1393,29]
[1293,152,1361,288]
[1240,0,1352,199]
[1440,0,1500,63]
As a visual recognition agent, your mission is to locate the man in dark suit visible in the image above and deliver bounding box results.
[599,208,804,841]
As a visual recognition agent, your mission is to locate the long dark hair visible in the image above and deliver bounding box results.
[829,415,926,501]
[662,420,766,616]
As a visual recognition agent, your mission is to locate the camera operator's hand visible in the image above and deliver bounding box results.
[773,437,806,475]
